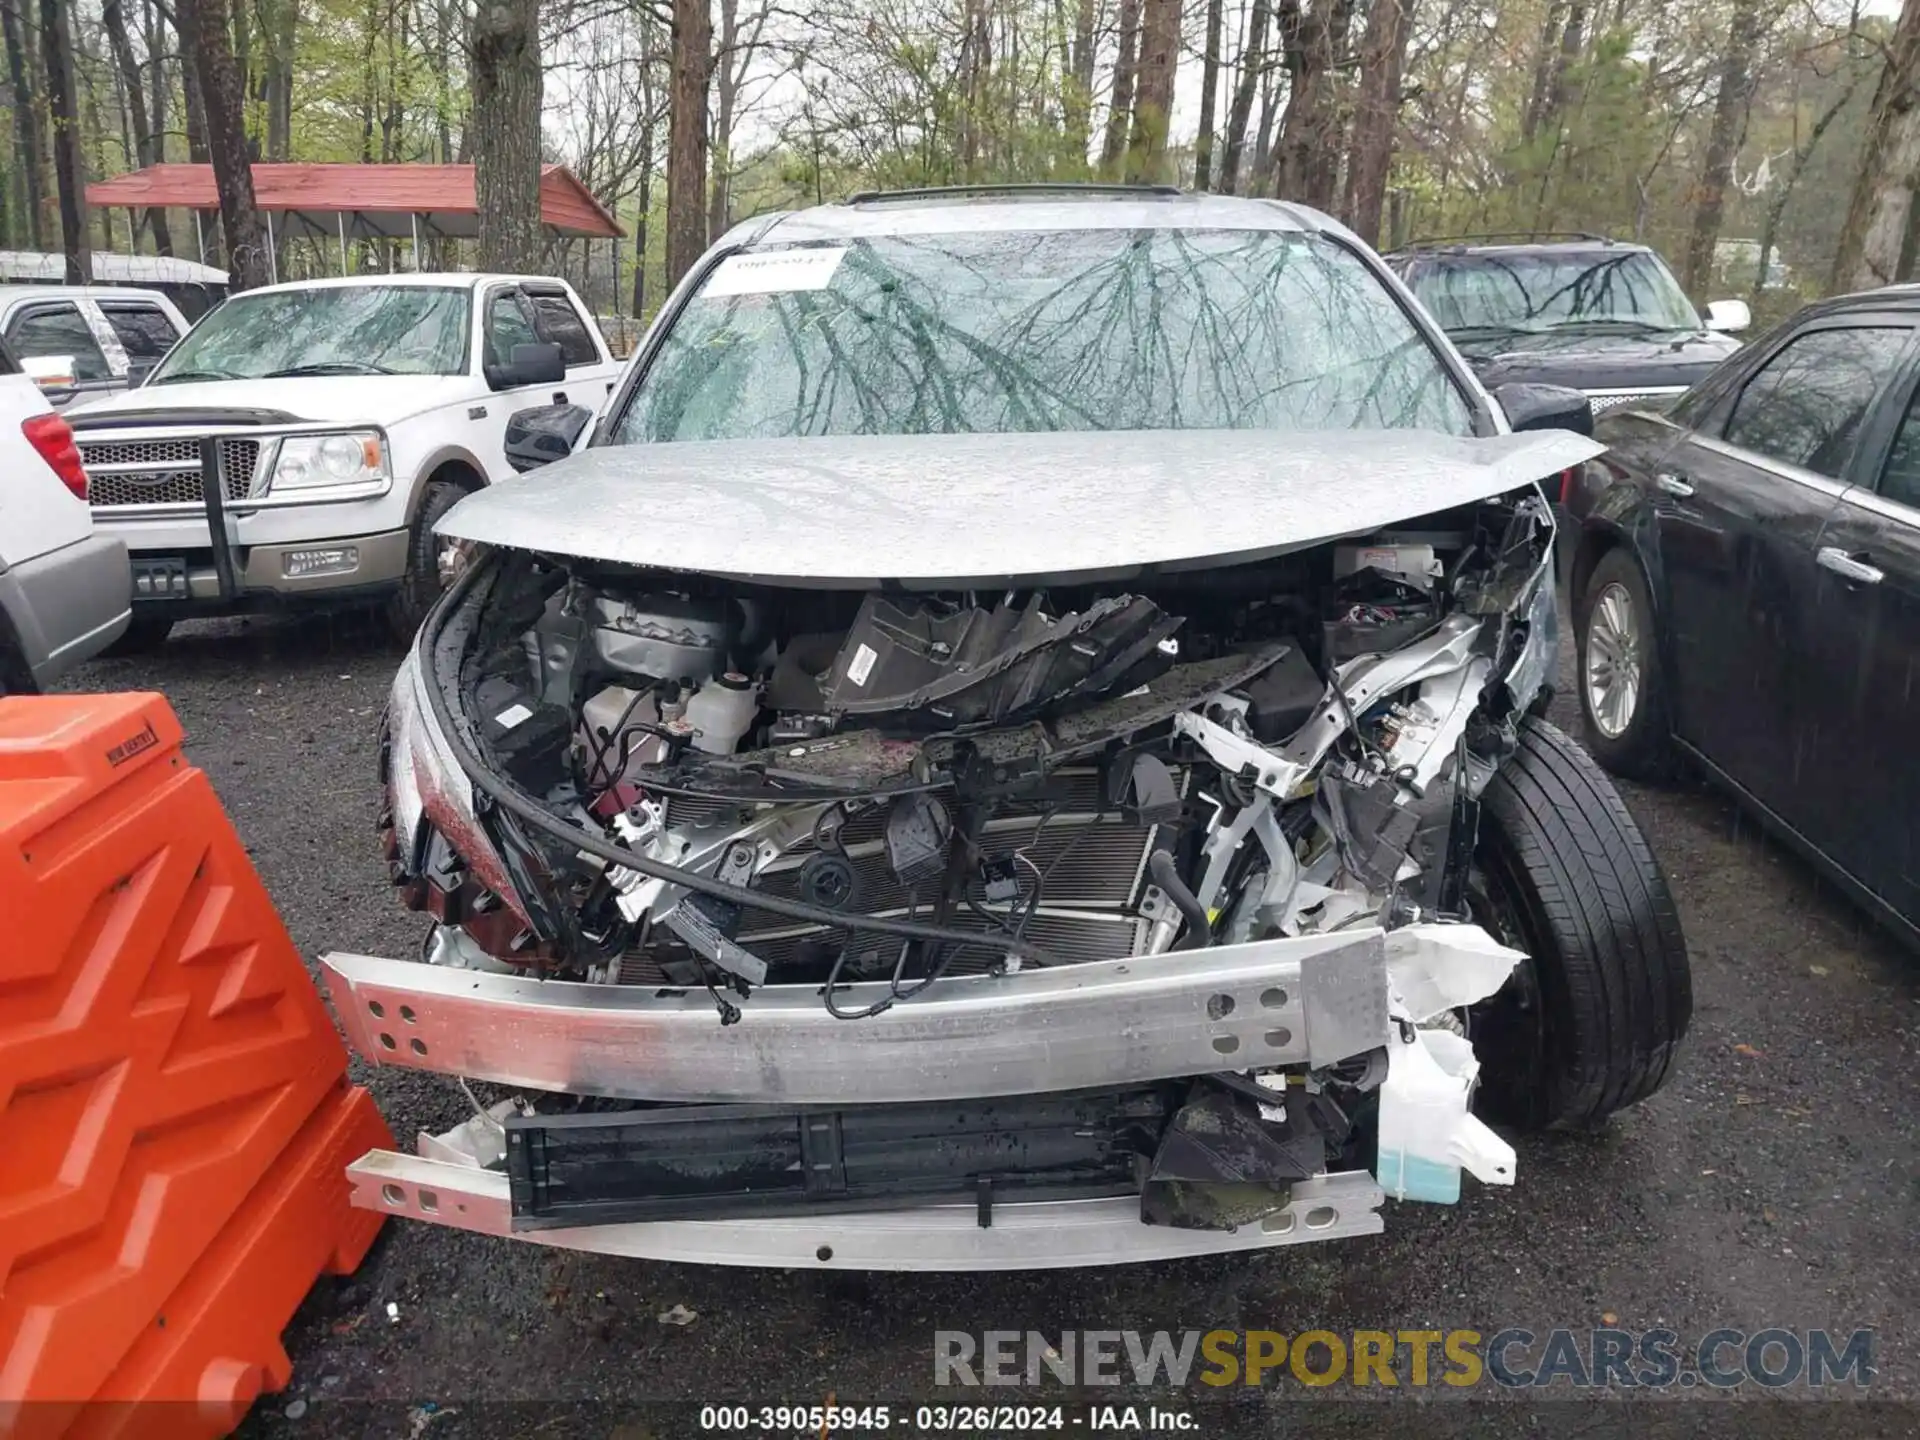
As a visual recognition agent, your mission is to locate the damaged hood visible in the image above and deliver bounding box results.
[440,428,1603,588]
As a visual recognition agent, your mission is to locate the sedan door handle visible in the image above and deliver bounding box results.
[1654,471,1694,498]
[1817,546,1885,585]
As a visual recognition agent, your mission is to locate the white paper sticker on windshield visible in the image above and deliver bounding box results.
[702,247,848,298]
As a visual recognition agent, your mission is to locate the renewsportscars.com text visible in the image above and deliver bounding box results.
[933,1328,1875,1390]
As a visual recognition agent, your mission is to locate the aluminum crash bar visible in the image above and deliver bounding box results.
[321,929,1395,1106]
[348,1150,1387,1270]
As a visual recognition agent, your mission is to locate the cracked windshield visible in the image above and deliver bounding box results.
[615,229,1474,440]
[148,284,471,382]
[1408,249,1703,337]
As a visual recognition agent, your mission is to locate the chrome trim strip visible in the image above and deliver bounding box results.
[1689,432,1854,500]
[85,480,394,519]
[346,1151,1387,1269]
[1582,386,1687,398]
[1839,487,1920,527]
[320,927,1398,1105]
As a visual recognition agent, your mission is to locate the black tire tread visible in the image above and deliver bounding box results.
[385,479,468,643]
[1478,715,1691,1130]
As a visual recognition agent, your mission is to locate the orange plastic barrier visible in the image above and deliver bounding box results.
[0,693,393,1438]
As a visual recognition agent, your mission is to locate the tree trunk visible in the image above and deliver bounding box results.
[39,0,91,283]
[665,0,711,290]
[2,1,48,250]
[1835,0,1920,293]
[1520,0,1563,144]
[1541,0,1586,137]
[470,0,545,274]
[179,0,268,287]
[1219,0,1273,194]
[1680,0,1763,295]
[1342,0,1413,242]
[262,0,295,161]
[1066,0,1097,159]
[708,0,739,240]
[103,0,174,253]
[1193,0,1225,189]
[1270,0,1352,209]
[182,39,210,163]
[1125,0,1181,181]
[1100,0,1141,175]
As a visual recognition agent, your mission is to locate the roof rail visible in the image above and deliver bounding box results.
[1395,230,1617,250]
[843,183,1185,205]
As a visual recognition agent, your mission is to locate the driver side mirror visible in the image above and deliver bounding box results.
[505,402,593,473]
[485,340,566,391]
[1704,298,1751,333]
[1493,382,1594,437]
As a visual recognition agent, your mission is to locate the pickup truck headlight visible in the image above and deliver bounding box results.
[266,431,389,492]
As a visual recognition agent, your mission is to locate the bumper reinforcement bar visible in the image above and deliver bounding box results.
[347,1150,1386,1270]
[320,929,1393,1105]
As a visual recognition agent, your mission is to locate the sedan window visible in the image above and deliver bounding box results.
[1722,326,1911,479]
[1878,390,1920,510]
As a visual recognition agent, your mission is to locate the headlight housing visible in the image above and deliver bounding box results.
[264,430,389,492]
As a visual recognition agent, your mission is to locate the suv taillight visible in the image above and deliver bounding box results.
[22,412,86,501]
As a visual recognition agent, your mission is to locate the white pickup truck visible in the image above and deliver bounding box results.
[65,273,623,647]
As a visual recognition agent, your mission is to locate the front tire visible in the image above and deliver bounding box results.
[385,480,469,643]
[1471,717,1691,1132]
[1575,547,1673,781]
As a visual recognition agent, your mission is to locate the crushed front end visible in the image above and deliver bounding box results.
[327,483,1564,1269]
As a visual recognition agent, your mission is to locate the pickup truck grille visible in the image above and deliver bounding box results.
[78,437,261,508]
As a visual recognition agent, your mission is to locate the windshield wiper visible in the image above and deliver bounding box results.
[261,361,399,377]
[1552,318,1674,334]
[151,367,238,383]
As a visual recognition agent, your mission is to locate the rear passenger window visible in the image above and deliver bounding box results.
[99,304,182,361]
[6,303,112,380]
[1877,389,1920,510]
[528,293,599,367]
[1723,326,1910,478]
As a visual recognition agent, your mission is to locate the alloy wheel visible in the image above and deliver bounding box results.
[1584,581,1643,740]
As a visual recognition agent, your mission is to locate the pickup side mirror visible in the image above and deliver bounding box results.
[1704,298,1752,333]
[505,402,593,473]
[486,340,566,391]
[1493,382,1594,437]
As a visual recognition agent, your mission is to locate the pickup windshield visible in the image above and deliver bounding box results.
[148,284,471,383]
[610,229,1474,441]
[1406,250,1702,335]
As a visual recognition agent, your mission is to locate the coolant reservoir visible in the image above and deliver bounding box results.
[580,684,665,787]
[685,672,760,755]
[1373,1025,1516,1203]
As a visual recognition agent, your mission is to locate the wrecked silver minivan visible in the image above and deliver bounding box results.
[325,190,1690,1270]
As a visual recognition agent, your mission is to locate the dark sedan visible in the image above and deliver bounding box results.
[1563,285,1920,942]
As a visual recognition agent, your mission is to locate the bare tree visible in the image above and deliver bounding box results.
[179,0,267,286]
[39,0,91,281]
[1834,0,1920,292]
[1343,0,1414,243]
[665,0,712,289]
[1194,0,1225,188]
[1219,0,1272,193]
[1100,0,1141,174]
[1680,0,1764,294]
[1065,0,1098,158]
[2,1,48,249]
[101,0,173,252]
[1126,0,1181,180]
[472,0,546,272]
[1270,0,1354,208]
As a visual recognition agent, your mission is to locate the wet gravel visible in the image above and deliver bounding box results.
[58,605,1920,1435]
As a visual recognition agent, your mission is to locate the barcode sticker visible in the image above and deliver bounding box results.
[847,643,879,687]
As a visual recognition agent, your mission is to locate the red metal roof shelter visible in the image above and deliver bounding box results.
[86,162,624,244]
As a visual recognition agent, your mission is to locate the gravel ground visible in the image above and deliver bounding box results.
[58,604,1920,1436]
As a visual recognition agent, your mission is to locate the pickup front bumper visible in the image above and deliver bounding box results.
[324,925,1515,1268]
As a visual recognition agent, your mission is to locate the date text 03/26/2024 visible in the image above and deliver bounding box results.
[697,1406,1195,1433]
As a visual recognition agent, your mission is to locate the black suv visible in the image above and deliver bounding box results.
[1386,234,1750,418]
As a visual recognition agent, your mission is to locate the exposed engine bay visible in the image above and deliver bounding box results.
[400,487,1553,989]
[365,485,1563,1232]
